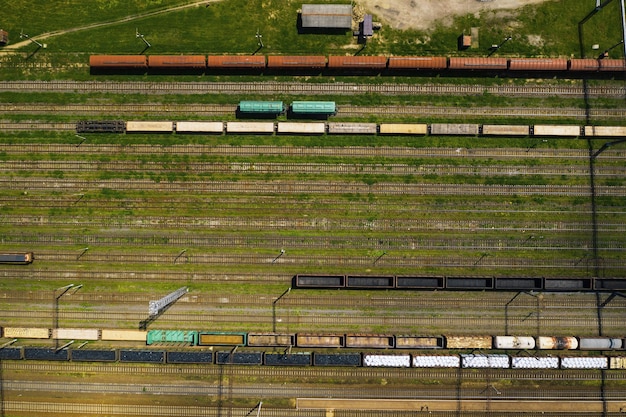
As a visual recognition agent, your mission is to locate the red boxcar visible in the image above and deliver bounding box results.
[598,59,626,72]
[89,55,147,69]
[148,55,206,69]
[207,55,266,69]
[448,57,508,70]
[387,56,447,70]
[327,55,387,69]
[267,55,327,69]
[569,58,599,72]
[509,58,568,71]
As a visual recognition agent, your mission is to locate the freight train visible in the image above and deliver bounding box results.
[2,327,625,352]
[1,345,625,369]
[294,274,626,292]
[77,118,626,137]
[1,328,625,369]
[89,54,626,75]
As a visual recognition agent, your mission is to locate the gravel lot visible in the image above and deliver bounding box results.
[358,0,550,30]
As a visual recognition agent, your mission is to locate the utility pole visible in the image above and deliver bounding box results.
[255,29,263,48]
[20,30,44,48]
[136,28,151,48]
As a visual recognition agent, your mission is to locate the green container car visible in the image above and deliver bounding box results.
[238,100,285,114]
[147,330,198,345]
[291,101,337,115]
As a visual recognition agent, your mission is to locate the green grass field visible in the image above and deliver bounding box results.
[2,0,624,57]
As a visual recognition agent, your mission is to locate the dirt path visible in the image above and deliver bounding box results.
[357,0,551,30]
[1,0,219,51]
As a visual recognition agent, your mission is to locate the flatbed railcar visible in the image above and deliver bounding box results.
[126,121,174,133]
[175,121,224,134]
[277,122,326,135]
[90,54,626,76]
[293,274,626,292]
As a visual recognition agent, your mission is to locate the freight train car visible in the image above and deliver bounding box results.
[387,56,447,70]
[238,100,285,115]
[327,122,377,135]
[77,118,626,139]
[126,121,174,133]
[277,122,326,135]
[89,54,626,76]
[5,344,625,369]
[448,57,508,71]
[207,55,266,70]
[509,58,568,71]
[378,123,428,135]
[327,55,387,71]
[0,252,34,264]
[89,55,147,71]
[226,121,275,134]
[266,55,327,70]
[175,121,224,134]
[290,101,337,116]
[293,274,626,292]
[147,55,206,70]
[198,332,247,346]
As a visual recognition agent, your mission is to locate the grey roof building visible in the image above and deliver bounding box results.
[301,4,352,29]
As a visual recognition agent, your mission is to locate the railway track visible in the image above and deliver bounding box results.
[1,143,624,161]
[0,122,75,131]
[11,251,621,275]
[0,142,622,159]
[3,401,624,417]
[2,288,622,309]
[5,380,625,400]
[2,215,623,234]
[3,178,625,197]
[0,80,624,98]
[1,193,622,215]
[2,160,625,177]
[1,232,623,251]
[2,103,626,120]
[2,308,622,333]
[4,361,625,381]
[6,303,623,332]
[1,194,621,215]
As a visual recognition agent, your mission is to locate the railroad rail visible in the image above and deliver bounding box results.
[3,178,626,197]
[2,308,623,332]
[2,288,622,309]
[4,361,626,381]
[0,142,624,159]
[2,160,625,177]
[0,122,75,131]
[1,216,623,234]
[5,250,625,272]
[2,103,626,120]
[0,80,624,98]
[0,143,624,161]
[1,232,623,251]
[4,380,624,400]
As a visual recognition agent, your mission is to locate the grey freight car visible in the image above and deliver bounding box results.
[327,122,377,135]
[430,123,480,136]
